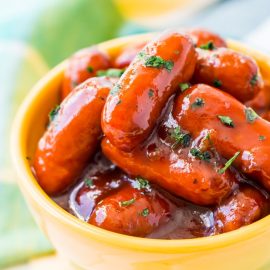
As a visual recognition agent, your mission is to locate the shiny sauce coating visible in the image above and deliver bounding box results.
[53,96,269,239]
[34,29,270,239]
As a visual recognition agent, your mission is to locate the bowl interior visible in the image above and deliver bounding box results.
[11,33,270,252]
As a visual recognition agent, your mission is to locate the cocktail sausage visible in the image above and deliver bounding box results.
[62,47,110,99]
[193,48,263,102]
[102,31,197,151]
[173,84,270,191]
[34,77,116,195]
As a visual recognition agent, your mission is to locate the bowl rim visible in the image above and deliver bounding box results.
[10,32,270,254]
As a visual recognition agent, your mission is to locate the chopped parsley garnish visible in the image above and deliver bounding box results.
[245,107,258,123]
[179,83,190,92]
[217,115,234,127]
[191,97,205,109]
[190,148,211,162]
[218,151,240,174]
[170,126,191,148]
[259,135,266,141]
[120,198,135,207]
[250,74,258,86]
[205,133,211,141]
[135,177,151,191]
[138,51,146,59]
[110,84,121,95]
[49,105,60,122]
[116,99,122,105]
[71,81,78,88]
[199,41,215,50]
[213,79,222,87]
[97,68,125,77]
[148,89,154,98]
[144,55,174,72]
[86,66,94,73]
[193,179,198,184]
[84,178,93,188]
[140,208,150,217]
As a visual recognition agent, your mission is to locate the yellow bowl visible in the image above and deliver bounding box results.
[11,33,270,270]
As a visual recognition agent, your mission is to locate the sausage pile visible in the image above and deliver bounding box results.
[33,29,270,239]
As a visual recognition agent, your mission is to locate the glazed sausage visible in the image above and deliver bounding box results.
[113,42,146,68]
[61,47,111,99]
[102,31,197,152]
[101,137,238,206]
[215,186,268,233]
[89,180,173,237]
[193,48,263,102]
[187,28,227,48]
[34,77,116,195]
[173,84,270,191]
[69,169,125,221]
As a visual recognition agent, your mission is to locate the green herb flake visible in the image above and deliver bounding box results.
[164,60,174,71]
[116,99,122,105]
[49,105,60,122]
[259,135,266,141]
[110,84,121,95]
[218,151,240,174]
[138,51,146,59]
[135,177,151,191]
[170,126,191,148]
[71,81,78,88]
[86,66,94,73]
[140,208,150,217]
[191,97,205,109]
[217,115,234,127]
[199,41,215,50]
[144,55,174,72]
[97,68,125,78]
[213,79,222,88]
[84,178,93,188]
[245,107,258,123]
[179,83,190,92]
[120,198,136,207]
[190,148,211,162]
[148,89,154,98]
[250,74,258,86]
[205,133,211,141]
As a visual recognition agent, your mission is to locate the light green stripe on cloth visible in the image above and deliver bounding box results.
[0,182,53,269]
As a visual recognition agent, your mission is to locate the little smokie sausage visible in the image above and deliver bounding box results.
[187,28,227,48]
[69,169,125,221]
[89,179,173,237]
[34,77,116,195]
[61,47,111,99]
[173,84,270,191]
[102,31,197,152]
[113,42,146,68]
[215,186,268,233]
[101,138,238,206]
[193,48,263,102]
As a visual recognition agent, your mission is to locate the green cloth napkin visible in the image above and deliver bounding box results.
[0,182,53,269]
[0,0,145,268]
